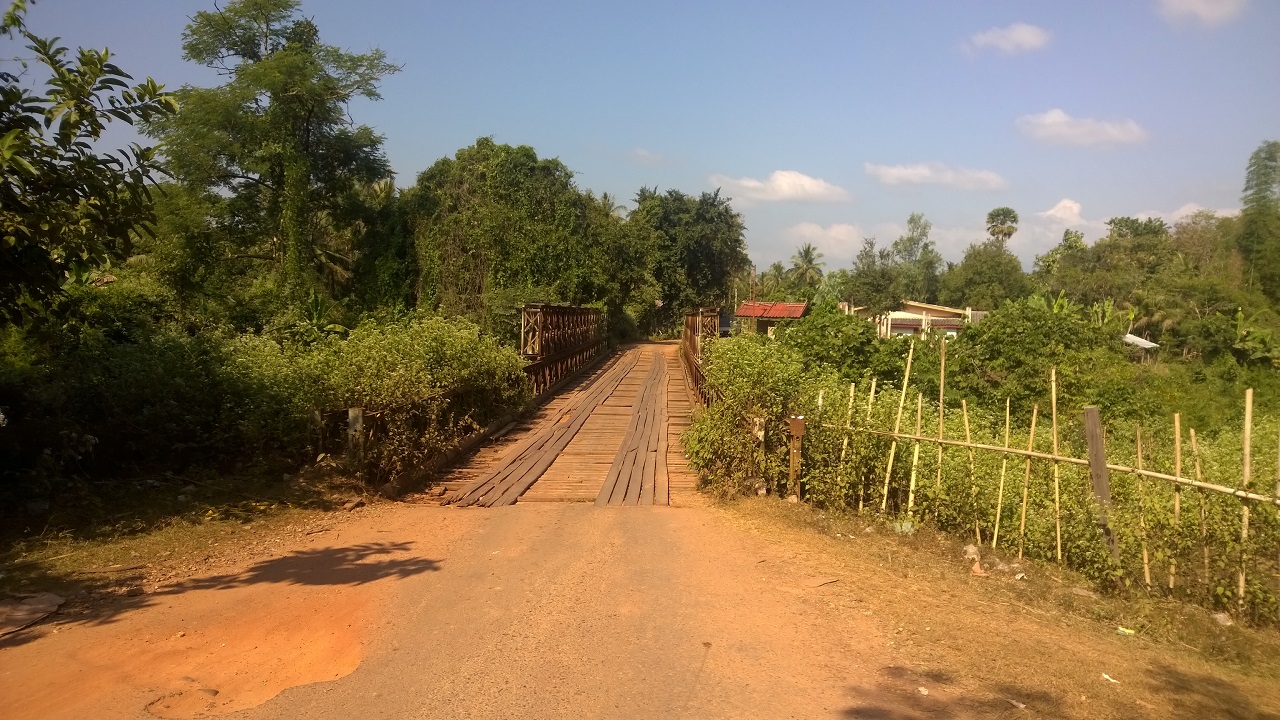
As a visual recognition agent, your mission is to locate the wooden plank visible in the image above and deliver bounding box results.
[449,349,638,506]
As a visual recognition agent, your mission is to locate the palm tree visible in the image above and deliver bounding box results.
[789,243,825,287]
[986,207,1020,246]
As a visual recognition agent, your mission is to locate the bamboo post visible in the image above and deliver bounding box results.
[935,338,946,492]
[1171,413,1182,591]
[1240,388,1253,614]
[1190,428,1210,593]
[860,378,878,512]
[1051,367,1062,563]
[907,393,923,516]
[347,407,365,466]
[880,340,915,512]
[1137,426,1152,589]
[834,383,856,496]
[1083,407,1119,562]
[962,399,979,542]
[992,398,1011,549]
[1018,404,1040,561]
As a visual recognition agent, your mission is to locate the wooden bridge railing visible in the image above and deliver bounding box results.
[681,308,719,406]
[521,304,606,396]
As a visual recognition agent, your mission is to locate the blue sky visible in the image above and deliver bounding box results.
[14,0,1280,268]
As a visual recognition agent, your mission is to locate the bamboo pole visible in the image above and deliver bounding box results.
[935,339,946,493]
[1171,413,1182,591]
[1137,426,1152,589]
[1019,405,1040,561]
[860,378,878,512]
[1190,428,1210,592]
[1051,367,1062,564]
[880,340,915,512]
[1240,388,1253,614]
[992,397,1011,549]
[907,394,923,516]
[962,399,979,543]
[848,426,1280,505]
[834,383,856,495]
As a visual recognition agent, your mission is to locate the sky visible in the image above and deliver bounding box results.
[12,0,1280,268]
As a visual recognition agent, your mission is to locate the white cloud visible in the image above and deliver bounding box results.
[784,222,865,261]
[1138,202,1241,222]
[1039,198,1088,226]
[1016,109,1148,146]
[1158,0,1247,25]
[864,162,1007,190]
[710,170,850,204]
[628,148,663,166]
[966,23,1051,54]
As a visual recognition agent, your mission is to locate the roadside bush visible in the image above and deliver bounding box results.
[683,301,1280,623]
[0,309,530,504]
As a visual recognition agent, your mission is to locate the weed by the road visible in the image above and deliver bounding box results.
[727,496,1280,681]
[0,465,370,599]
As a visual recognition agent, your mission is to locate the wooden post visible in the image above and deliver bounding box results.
[312,409,324,457]
[907,393,923,516]
[962,399,979,543]
[935,338,946,492]
[1082,407,1119,563]
[1171,413,1182,591]
[861,378,878,511]
[835,383,856,498]
[880,340,915,512]
[992,398,1011,549]
[1190,428,1210,593]
[788,416,806,500]
[347,407,365,465]
[1051,367,1062,564]
[1137,426,1152,589]
[1018,404,1039,561]
[1240,388,1253,614]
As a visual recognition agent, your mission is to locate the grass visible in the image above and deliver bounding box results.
[0,462,371,599]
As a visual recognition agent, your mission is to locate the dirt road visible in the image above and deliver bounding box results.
[5,500,881,719]
[6,498,1280,719]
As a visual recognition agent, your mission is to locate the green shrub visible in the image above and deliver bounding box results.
[1,309,530,501]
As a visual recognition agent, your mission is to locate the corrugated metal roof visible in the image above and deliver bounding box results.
[1123,333,1159,350]
[736,301,808,319]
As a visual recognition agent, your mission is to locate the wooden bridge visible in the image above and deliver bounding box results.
[440,341,699,506]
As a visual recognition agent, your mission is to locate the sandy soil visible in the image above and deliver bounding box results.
[4,496,1278,719]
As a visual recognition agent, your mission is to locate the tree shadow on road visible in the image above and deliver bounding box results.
[1143,663,1280,720]
[1,541,440,650]
[840,662,1279,719]
[840,665,1057,719]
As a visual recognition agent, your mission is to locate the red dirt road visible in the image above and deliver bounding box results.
[6,498,1280,719]
[4,500,888,719]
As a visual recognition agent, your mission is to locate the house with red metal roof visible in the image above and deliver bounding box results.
[735,301,809,336]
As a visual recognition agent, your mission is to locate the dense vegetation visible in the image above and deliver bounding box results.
[0,0,747,522]
[685,303,1280,622]
[687,137,1280,619]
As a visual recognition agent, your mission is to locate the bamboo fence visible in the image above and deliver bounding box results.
[804,338,1280,618]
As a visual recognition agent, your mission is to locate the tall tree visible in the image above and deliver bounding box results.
[889,212,942,302]
[630,187,748,328]
[0,4,176,324]
[147,0,398,301]
[938,238,1031,309]
[986,206,1020,246]
[1239,140,1280,298]
[848,237,897,312]
[1033,229,1086,283]
[789,242,825,287]
[410,139,595,326]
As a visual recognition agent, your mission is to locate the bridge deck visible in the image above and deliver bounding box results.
[441,342,698,505]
